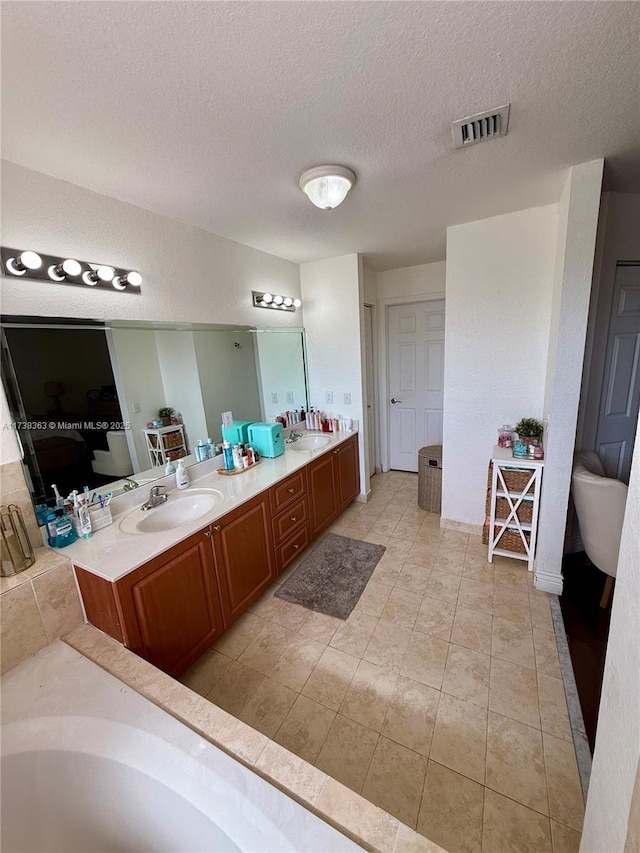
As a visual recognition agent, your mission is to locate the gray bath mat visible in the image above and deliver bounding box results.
[274,533,386,620]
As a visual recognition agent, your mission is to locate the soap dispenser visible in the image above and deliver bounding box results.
[175,460,190,490]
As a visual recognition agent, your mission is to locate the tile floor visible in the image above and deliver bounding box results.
[181,471,584,853]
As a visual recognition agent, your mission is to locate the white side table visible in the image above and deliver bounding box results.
[487,446,544,572]
[143,424,187,467]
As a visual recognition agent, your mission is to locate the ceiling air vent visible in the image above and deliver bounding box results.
[452,104,510,149]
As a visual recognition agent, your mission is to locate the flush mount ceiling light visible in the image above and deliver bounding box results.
[1,247,142,294]
[298,165,356,210]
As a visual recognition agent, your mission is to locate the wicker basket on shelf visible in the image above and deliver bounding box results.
[494,496,534,523]
[490,526,530,554]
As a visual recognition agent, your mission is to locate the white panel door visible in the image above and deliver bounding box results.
[595,263,640,483]
[388,300,445,472]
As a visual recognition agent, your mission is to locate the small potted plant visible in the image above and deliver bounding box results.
[513,417,544,458]
[158,406,175,427]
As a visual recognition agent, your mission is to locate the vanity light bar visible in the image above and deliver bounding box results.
[0,247,142,294]
[252,291,301,312]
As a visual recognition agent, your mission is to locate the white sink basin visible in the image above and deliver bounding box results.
[287,435,332,452]
[119,489,224,535]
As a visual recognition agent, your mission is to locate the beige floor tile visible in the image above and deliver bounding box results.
[489,657,540,728]
[530,596,555,632]
[363,618,412,671]
[362,735,427,828]
[543,732,585,832]
[255,740,328,806]
[425,570,461,604]
[269,600,312,631]
[180,648,232,697]
[394,561,432,595]
[384,538,414,561]
[450,606,492,653]
[483,789,552,853]
[486,711,548,814]
[381,675,440,756]
[417,761,484,853]
[414,596,455,641]
[407,543,438,568]
[363,530,391,546]
[348,521,375,538]
[298,609,341,645]
[212,611,268,659]
[273,694,336,763]
[330,609,378,657]
[238,677,297,738]
[462,560,496,584]
[268,634,326,691]
[431,551,465,575]
[339,659,398,731]
[441,643,490,707]
[371,519,401,537]
[401,630,450,689]
[394,520,422,540]
[237,621,296,675]
[457,577,494,614]
[370,553,404,587]
[429,692,487,783]
[493,586,532,624]
[441,531,469,550]
[302,646,360,710]
[248,591,290,620]
[533,628,562,678]
[315,714,379,793]
[538,672,572,741]
[414,527,443,546]
[494,563,530,592]
[380,587,422,629]
[207,659,265,715]
[316,778,400,853]
[354,580,391,618]
[394,822,449,853]
[550,820,581,853]
[491,616,536,668]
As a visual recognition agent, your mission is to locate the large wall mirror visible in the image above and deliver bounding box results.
[1,316,308,505]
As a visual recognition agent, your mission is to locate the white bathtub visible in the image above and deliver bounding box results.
[1,642,361,853]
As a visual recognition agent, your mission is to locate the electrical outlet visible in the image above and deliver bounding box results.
[343,392,352,405]
[132,402,141,414]
[325,391,333,405]
[271,392,279,404]
[285,391,294,405]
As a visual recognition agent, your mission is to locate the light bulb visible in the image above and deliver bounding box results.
[82,271,99,286]
[126,270,142,287]
[262,293,273,304]
[283,297,293,307]
[293,298,302,308]
[20,251,42,270]
[48,265,66,281]
[112,277,127,291]
[97,265,115,281]
[273,294,284,305]
[62,259,82,276]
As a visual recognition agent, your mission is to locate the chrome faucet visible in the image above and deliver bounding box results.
[122,477,139,491]
[286,430,304,443]
[141,485,168,511]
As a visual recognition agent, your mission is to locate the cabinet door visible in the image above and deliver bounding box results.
[115,530,224,677]
[307,451,339,539]
[335,435,360,512]
[212,494,275,626]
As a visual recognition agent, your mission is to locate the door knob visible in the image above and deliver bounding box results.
[391,397,402,404]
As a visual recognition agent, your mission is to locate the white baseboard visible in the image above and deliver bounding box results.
[534,568,564,595]
[440,517,483,536]
[356,490,371,504]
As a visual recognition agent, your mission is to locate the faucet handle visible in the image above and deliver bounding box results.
[150,484,167,497]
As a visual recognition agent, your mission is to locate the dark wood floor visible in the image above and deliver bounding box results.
[560,552,612,753]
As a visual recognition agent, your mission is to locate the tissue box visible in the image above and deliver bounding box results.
[221,420,253,445]
[247,422,285,458]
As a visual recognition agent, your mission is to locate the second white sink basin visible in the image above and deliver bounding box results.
[119,488,224,535]
[287,435,332,452]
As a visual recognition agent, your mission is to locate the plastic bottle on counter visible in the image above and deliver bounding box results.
[176,460,190,490]
[222,441,234,471]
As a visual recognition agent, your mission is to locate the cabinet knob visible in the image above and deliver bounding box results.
[213,525,221,532]
[287,487,295,493]
[293,543,300,550]
[290,516,297,522]
[204,530,211,538]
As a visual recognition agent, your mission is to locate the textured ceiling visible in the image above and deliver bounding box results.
[2,1,639,270]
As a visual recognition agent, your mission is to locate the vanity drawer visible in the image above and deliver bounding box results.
[275,523,310,575]
[272,496,308,545]
[269,469,307,515]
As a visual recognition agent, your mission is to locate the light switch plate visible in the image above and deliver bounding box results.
[132,402,141,414]
[285,391,294,404]
[325,391,333,405]
[271,392,279,404]
[222,410,234,429]
[343,392,352,405]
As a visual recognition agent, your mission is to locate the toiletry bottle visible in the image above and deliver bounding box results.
[207,437,215,459]
[176,460,190,489]
[232,444,243,470]
[165,458,176,475]
[195,440,207,462]
[52,483,64,508]
[77,494,92,539]
[223,440,234,471]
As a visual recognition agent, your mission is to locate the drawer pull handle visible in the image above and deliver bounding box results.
[204,530,211,538]
[287,487,296,493]
[293,543,300,550]
[213,525,221,532]
[290,516,297,522]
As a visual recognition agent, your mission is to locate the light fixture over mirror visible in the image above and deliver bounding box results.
[298,165,356,210]
[1,247,142,293]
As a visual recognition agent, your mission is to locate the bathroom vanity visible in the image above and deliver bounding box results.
[73,433,360,676]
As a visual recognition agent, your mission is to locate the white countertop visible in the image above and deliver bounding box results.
[61,430,358,583]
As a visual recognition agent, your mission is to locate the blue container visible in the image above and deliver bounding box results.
[247,422,285,458]
[221,420,253,446]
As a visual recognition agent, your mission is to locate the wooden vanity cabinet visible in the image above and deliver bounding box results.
[210,492,275,626]
[269,470,310,575]
[75,528,224,678]
[308,433,360,538]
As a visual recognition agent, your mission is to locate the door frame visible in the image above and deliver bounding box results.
[363,304,378,477]
[378,292,446,472]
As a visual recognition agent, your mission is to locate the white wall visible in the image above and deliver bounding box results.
[300,254,369,495]
[0,161,301,327]
[376,261,446,301]
[362,264,377,305]
[441,205,558,529]
[535,160,604,594]
[154,331,208,453]
[255,332,307,420]
[581,424,640,852]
